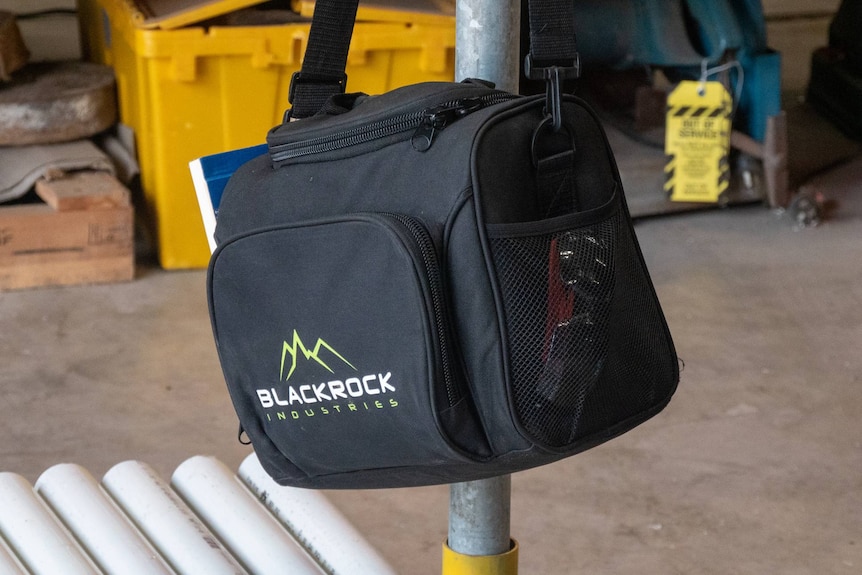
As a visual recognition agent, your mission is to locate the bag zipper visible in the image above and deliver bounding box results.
[383,213,462,408]
[270,93,516,163]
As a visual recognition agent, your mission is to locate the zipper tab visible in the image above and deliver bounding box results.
[411,97,485,152]
[270,92,516,162]
[383,213,462,407]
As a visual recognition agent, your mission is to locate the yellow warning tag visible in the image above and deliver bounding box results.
[664,80,732,203]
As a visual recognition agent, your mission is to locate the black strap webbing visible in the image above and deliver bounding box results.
[289,0,360,119]
[526,0,577,67]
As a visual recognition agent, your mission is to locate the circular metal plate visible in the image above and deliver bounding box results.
[0,61,117,146]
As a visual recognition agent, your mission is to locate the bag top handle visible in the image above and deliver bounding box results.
[288,0,580,120]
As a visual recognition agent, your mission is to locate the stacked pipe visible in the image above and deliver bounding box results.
[0,455,395,575]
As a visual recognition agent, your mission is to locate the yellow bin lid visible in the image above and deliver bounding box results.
[127,0,454,30]
[124,0,273,30]
[292,0,454,25]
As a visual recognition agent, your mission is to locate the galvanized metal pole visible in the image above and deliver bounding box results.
[455,0,522,93]
[446,0,521,569]
[448,476,512,556]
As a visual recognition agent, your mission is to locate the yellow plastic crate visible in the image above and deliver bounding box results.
[292,0,455,25]
[78,0,455,269]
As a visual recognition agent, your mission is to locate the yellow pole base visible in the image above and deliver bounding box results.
[442,539,519,575]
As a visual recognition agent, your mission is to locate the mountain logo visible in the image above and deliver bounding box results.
[279,330,357,381]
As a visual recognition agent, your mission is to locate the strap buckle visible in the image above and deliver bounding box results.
[288,71,348,106]
[524,54,580,132]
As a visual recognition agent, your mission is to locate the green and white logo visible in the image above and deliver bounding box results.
[279,330,357,381]
[259,330,399,419]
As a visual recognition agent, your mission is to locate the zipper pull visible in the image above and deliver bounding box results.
[411,97,484,152]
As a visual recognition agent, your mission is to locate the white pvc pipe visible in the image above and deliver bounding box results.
[0,472,98,575]
[35,464,174,575]
[102,460,248,575]
[0,532,27,575]
[238,453,397,575]
[171,456,324,575]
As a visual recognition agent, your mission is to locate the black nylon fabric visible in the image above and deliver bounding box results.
[527,0,578,65]
[207,83,679,488]
[208,0,676,490]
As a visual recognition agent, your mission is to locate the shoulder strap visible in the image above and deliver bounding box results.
[525,0,578,69]
[288,0,360,119]
[289,0,579,119]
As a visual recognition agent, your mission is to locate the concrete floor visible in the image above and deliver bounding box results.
[2,148,861,573]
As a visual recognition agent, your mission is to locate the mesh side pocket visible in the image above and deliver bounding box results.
[488,213,618,448]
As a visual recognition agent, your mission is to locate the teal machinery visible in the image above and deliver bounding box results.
[569,0,781,141]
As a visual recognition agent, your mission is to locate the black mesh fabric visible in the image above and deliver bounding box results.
[489,213,618,447]
[573,213,678,439]
[488,201,677,449]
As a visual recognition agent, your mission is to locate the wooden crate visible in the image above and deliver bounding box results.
[0,171,134,290]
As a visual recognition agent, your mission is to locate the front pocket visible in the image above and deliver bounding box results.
[209,214,485,478]
[486,201,619,449]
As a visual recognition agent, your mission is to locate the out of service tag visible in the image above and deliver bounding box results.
[664,80,732,203]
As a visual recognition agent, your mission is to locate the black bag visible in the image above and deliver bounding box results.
[207,0,678,489]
